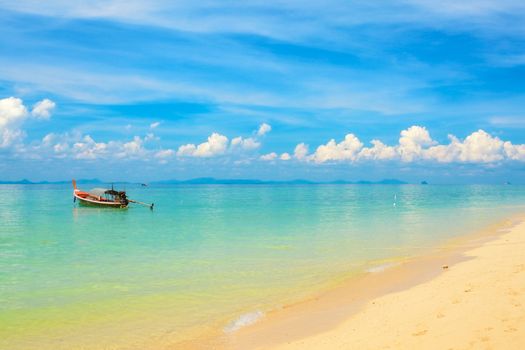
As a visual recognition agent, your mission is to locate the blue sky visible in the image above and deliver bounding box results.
[1,1,525,183]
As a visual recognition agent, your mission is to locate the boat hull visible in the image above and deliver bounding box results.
[74,192,128,208]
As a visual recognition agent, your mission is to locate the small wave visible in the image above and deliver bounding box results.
[366,262,396,273]
[224,310,264,333]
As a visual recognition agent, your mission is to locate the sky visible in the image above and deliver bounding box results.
[1,1,525,183]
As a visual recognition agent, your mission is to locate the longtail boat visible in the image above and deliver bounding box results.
[72,179,154,209]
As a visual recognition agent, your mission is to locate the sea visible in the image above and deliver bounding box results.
[1,184,525,349]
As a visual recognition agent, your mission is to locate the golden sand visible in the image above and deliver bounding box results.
[224,217,525,349]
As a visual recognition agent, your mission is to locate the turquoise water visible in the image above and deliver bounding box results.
[1,184,525,349]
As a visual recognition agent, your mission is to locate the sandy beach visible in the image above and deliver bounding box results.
[225,216,525,350]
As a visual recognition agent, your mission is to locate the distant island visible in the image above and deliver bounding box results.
[0,178,103,185]
[152,178,407,185]
[0,178,408,185]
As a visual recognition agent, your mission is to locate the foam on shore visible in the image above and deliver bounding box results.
[224,311,265,333]
[365,262,398,273]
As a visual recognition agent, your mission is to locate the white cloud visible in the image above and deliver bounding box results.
[8,115,525,167]
[504,142,525,161]
[0,97,27,148]
[312,134,363,163]
[31,98,56,119]
[425,130,508,163]
[155,149,175,158]
[40,132,73,157]
[280,152,291,160]
[231,136,261,150]
[53,142,69,154]
[423,135,460,163]
[285,125,525,165]
[69,135,148,160]
[294,143,309,160]
[0,97,54,148]
[457,130,505,162]
[1,129,25,149]
[178,126,267,158]
[358,139,397,160]
[0,97,28,128]
[260,152,277,161]
[397,126,436,162]
[177,132,229,157]
[176,143,197,157]
[34,131,164,161]
[73,135,108,159]
[116,136,147,158]
[257,123,272,136]
[150,121,160,129]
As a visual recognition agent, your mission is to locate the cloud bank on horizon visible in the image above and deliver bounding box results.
[1,1,525,181]
[2,97,524,167]
[278,126,525,164]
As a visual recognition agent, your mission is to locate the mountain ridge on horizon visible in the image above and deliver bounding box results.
[0,178,409,185]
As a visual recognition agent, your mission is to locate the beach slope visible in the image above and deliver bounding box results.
[237,219,525,350]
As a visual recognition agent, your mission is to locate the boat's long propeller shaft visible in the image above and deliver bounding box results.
[128,199,154,210]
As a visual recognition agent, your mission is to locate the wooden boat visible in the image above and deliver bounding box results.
[73,180,129,208]
[73,180,154,209]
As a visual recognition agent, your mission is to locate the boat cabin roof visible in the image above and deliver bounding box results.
[88,188,110,197]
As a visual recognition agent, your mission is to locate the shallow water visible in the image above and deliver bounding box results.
[1,184,524,348]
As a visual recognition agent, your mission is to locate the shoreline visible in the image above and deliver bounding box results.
[219,214,525,349]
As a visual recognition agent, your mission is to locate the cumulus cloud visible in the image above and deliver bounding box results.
[4,105,269,163]
[34,131,169,162]
[73,135,109,159]
[397,126,436,162]
[178,124,270,158]
[358,140,397,160]
[177,132,229,157]
[69,135,150,160]
[294,143,309,160]
[176,143,197,157]
[425,130,520,163]
[154,148,175,163]
[280,152,291,160]
[41,132,71,156]
[504,142,525,161]
[116,136,148,159]
[1,129,25,149]
[284,126,525,165]
[155,149,175,159]
[0,97,28,148]
[0,97,28,128]
[31,99,56,119]
[257,123,271,136]
[455,130,505,163]
[312,134,363,163]
[8,113,525,167]
[259,152,291,161]
[231,136,261,150]
[0,97,54,148]
[260,152,278,161]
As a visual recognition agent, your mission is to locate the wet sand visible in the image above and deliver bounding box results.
[224,216,525,349]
